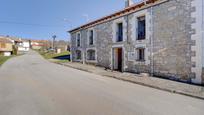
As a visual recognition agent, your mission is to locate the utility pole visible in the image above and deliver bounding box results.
[52,35,56,51]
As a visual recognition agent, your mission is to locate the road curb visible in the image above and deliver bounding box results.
[54,62,204,100]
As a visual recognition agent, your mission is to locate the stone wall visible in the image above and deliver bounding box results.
[202,68,204,85]
[123,7,153,74]
[71,30,87,62]
[95,21,113,68]
[124,14,137,72]
[70,33,77,61]
[152,0,193,81]
[70,0,203,84]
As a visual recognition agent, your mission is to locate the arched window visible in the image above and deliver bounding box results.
[76,50,82,60]
[87,49,96,60]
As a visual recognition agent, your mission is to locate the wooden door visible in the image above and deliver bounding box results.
[117,48,122,72]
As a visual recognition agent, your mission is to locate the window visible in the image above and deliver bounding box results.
[77,33,81,47]
[89,30,94,45]
[137,48,145,61]
[116,23,123,42]
[76,50,81,60]
[137,16,146,40]
[87,50,96,60]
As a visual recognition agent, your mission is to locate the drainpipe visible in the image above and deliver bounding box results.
[150,6,154,77]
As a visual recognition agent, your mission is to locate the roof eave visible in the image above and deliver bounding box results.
[68,0,167,33]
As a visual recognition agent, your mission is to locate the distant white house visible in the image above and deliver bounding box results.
[17,41,30,52]
[9,38,30,53]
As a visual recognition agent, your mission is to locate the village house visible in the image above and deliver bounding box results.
[69,0,204,85]
[31,40,45,50]
[0,37,13,56]
[10,38,30,54]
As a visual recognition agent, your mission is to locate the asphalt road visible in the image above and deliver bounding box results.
[0,51,203,115]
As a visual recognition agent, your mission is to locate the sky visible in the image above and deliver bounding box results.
[0,0,140,41]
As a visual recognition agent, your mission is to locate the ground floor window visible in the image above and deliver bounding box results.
[136,48,145,61]
[87,50,96,60]
[76,50,82,60]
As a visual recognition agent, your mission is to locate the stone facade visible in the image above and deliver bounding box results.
[95,22,113,68]
[152,0,193,81]
[202,68,204,85]
[70,0,204,85]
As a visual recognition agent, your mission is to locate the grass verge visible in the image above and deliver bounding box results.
[38,50,70,63]
[40,51,69,59]
[0,56,13,66]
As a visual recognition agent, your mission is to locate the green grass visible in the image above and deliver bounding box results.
[51,59,70,63]
[39,51,70,63]
[0,56,13,66]
[40,51,70,59]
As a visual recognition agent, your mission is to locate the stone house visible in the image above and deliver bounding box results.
[0,37,13,56]
[69,0,204,85]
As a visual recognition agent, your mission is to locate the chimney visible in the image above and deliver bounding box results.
[125,0,134,8]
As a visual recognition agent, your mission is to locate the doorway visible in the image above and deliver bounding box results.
[113,48,123,72]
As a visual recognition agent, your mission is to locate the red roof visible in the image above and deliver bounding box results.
[69,0,165,33]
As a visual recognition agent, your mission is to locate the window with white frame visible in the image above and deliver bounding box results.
[88,30,94,45]
[137,16,146,40]
[116,22,123,42]
[76,33,81,47]
[76,50,82,60]
[136,48,145,61]
[87,49,96,60]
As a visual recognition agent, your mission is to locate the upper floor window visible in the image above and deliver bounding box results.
[77,33,81,47]
[136,48,145,61]
[116,22,123,42]
[88,30,94,45]
[137,16,146,40]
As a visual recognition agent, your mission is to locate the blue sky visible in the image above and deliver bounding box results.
[0,0,140,40]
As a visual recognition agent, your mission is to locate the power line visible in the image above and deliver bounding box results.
[0,20,65,28]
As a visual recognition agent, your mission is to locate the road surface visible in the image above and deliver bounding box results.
[0,51,203,115]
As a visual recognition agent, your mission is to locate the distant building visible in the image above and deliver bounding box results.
[30,40,52,50]
[31,40,43,50]
[69,0,204,85]
[9,38,30,54]
[0,37,13,56]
